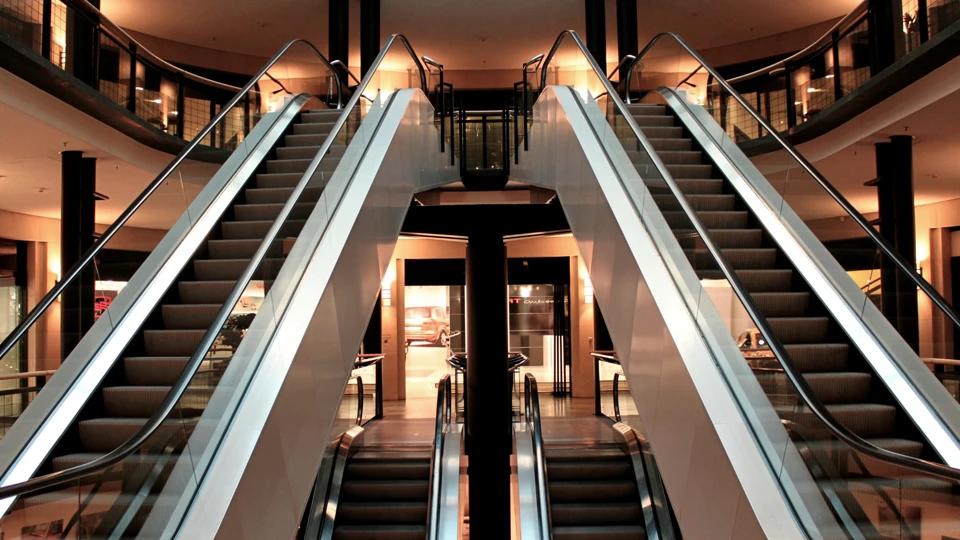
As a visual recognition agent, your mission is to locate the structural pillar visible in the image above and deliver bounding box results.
[593,297,614,351]
[360,0,381,78]
[868,0,906,74]
[584,0,607,69]
[465,231,510,539]
[61,152,97,359]
[872,136,918,351]
[65,0,100,86]
[328,0,349,67]
[616,0,638,78]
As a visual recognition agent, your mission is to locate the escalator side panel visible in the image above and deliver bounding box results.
[514,86,825,540]
[0,97,314,490]
[662,89,960,464]
[170,89,458,540]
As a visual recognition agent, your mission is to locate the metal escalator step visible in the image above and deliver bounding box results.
[276,143,347,160]
[300,109,341,123]
[21,490,172,536]
[784,343,850,372]
[552,524,647,540]
[548,480,638,502]
[53,452,179,492]
[767,317,829,343]
[78,418,196,453]
[662,210,748,230]
[799,437,924,460]
[284,133,331,147]
[546,460,633,481]
[337,501,428,524]
[756,372,871,404]
[161,304,220,329]
[245,186,322,204]
[255,162,338,189]
[778,403,896,438]
[551,502,642,526]
[625,115,675,127]
[752,292,810,317]
[685,248,777,270]
[179,280,243,304]
[674,229,763,249]
[233,202,315,222]
[266,158,313,174]
[332,524,426,540]
[636,125,684,138]
[652,193,735,211]
[645,177,724,195]
[293,122,337,136]
[628,149,702,166]
[220,218,306,239]
[665,163,714,179]
[721,269,793,292]
[124,356,189,386]
[102,385,215,418]
[344,460,430,480]
[143,329,205,357]
[625,103,667,115]
[193,257,285,280]
[207,238,284,259]
[340,479,430,502]
[647,137,692,152]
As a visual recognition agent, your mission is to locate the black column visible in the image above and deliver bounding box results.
[360,0,380,78]
[593,297,614,351]
[362,292,382,355]
[869,0,904,74]
[65,0,100,86]
[465,232,510,539]
[61,152,97,358]
[891,135,919,351]
[872,136,918,351]
[329,0,349,66]
[616,0,638,78]
[584,0,607,68]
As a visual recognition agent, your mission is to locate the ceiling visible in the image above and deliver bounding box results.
[99,0,859,71]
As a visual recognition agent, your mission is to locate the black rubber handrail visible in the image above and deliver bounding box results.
[0,31,434,499]
[0,37,342,372]
[537,28,960,487]
[623,32,960,336]
[523,374,551,540]
[727,0,869,84]
[426,375,452,540]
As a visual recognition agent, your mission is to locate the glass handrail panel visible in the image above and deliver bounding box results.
[627,34,960,443]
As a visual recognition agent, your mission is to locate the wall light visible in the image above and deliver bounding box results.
[381,265,395,307]
[583,275,594,304]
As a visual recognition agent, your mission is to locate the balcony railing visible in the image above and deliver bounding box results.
[0,0,343,149]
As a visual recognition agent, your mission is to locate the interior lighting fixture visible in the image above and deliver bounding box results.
[825,74,835,79]
[583,276,594,304]
[151,99,163,104]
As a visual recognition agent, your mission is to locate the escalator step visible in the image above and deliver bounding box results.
[551,502,642,526]
[674,229,762,249]
[245,184,323,205]
[685,248,777,270]
[646,137,693,152]
[337,501,428,524]
[179,280,258,305]
[752,292,810,317]
[662,210,748,230]
[784,343,850,372]
[255,167,335,189]
[777,403,896,438]
[799,437,924,461]
[344,460,430,480]
[193,257,285,280]
[634,125,684,139]
[767,317,830,343]
[715,269,793,292]
[341,480,430,502]
[102,385,215,418]
[284,133,332,147]
[664,164,714,179]
[143,329,205,356]
[300,110,341,123]
[652,193,735,211]
[234,202,315,222]
[220,218,306,239]
[266,159,313,175]
[546,460,633,481]
[629,150,702,166]
[275,143,346,161]
[124,356,189,386]
[53,452,179,492]
[552,524,646,540]
[78,418,195,453]
[625,103,667,114]
[549,480,638,502]
[207,238,284,259]
[161,304,221,329]
[756,372,871,404]
[626,115,675,128]
[332,524,426,540]
[293,122,337,136]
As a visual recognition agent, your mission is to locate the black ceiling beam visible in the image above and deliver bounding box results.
[401,204,569,237]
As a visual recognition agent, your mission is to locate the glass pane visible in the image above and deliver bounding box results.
[0,0,44,54]
[97,33,132,109]
[837,19,872,97]
[929,0,960,37]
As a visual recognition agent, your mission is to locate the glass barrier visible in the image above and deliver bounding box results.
[0,0,343,145]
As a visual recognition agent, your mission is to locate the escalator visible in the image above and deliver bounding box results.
[517,30,960,539]
[0,34,458,540]
[301,376,461,540]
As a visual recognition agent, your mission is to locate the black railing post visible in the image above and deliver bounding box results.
[127,44,137,114]
[832,31,843,102]
[41,0,52,60]
[439,71,446,154]
[375,360,384,419]
[176,77,186,139]
[447,84,455,166]
[919,0,930,43]
[481,115,489,169]
[502,106,510,175]
[594,356,602,416]
[513,82,521,164]
[784,66,797,128]
[522,74,531,151]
